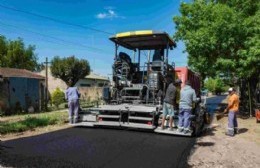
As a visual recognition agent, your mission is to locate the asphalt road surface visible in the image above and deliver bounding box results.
[1,127,196,168]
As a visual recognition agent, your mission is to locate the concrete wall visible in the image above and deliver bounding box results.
[78,87,103,101]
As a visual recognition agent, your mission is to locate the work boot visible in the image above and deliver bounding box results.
[160,126,164,130]
[177,127,183,132]
[234,127,238,134]
[183,129,191,134]
[69,118,73,124]
[73,117,78,124]
[226,128,234,136]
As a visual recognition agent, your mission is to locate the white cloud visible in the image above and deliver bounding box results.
[96,8,125,19]
[108,10,115,15]
[96,13,107,19]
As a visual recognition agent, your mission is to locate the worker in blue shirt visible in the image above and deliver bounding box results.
[178,80,197,134]
[65,80,80,124]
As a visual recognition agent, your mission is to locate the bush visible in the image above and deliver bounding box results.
[51,88,65,109]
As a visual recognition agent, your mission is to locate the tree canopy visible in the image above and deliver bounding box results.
[0,36,39,71]
[173,0,260,81]
[50,56,90,86]
[204,77,226,95]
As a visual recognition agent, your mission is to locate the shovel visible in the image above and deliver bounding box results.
[216,110,228,121]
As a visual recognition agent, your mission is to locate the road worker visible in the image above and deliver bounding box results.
[65,79,81,124]
[178,80,197,134]
[161,78,182,130]
[224,87,239,136]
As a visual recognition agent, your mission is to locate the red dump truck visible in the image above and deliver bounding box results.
[175,67,201,96]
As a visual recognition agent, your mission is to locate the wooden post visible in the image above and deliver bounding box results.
[45,57,49,111]
[248,81,252,117]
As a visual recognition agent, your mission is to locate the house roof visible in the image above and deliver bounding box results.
[0,68,45,79]
[85,72,109,81]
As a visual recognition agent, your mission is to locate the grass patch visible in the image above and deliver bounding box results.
[0,111,68,135]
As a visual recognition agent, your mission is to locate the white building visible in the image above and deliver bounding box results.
[75,72,110,88]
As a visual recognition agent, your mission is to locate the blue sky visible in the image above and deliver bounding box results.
[0,0,189,77]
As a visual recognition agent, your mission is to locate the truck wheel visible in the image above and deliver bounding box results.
[193,128,200,137]
[193,121,205,137]
[192,124,200,137]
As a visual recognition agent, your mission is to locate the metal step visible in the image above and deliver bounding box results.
[79,115,97,122]
[94,121,120,126]
[128,116,153,121]
[98,115,120,119]
[71,122,95,127]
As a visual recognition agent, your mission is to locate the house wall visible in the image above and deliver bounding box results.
[78,87,103,101]
[9,77,42,111]
[75,78,109,88]
[0,80,9,111]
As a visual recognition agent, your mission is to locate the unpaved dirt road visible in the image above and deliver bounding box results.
[188,116,260,168]
[187,95,260,168]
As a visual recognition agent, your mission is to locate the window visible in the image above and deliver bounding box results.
[80,84,91,87]
[98,83,104,87]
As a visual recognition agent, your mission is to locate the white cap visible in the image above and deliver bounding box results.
[228,87,234,92]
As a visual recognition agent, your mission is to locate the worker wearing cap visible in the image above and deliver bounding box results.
[65,80,81,124]
[161,78,179,130]
[178,80,197,134]
[175,79,182,110]
[174,79,182,127]
[224,87,239,136]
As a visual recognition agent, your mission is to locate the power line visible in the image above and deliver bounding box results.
[0,20,107,53]
[0,3,113,35]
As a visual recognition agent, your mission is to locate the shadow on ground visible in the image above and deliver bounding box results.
[1,127,197,168]
[238,128,248,134]
[196,142,215,147]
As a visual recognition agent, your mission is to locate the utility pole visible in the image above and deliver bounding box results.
[44,57,50,111]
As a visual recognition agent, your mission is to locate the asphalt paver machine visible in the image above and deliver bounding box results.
[75,30,206,136]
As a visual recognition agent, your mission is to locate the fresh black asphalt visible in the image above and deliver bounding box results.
[0,127,196,168]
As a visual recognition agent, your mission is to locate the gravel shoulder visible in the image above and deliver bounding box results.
[188,116,260,168]
[0,124,71,141]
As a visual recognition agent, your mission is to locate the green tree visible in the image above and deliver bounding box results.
[205,78,226,95]
[0,36,8,66]
[0,36,39,71]
[50,56,90,86]
[51,88,65,109]
[173,0,260,80]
